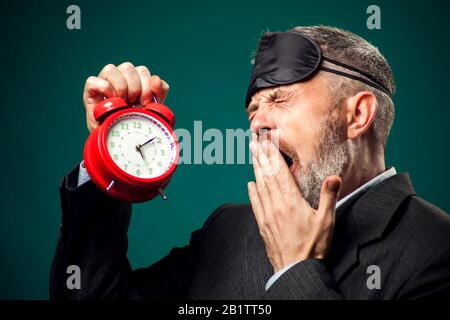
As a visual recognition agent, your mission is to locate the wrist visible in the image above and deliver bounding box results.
[274,254,309,273]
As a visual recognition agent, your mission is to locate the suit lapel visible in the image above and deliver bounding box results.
[328,172,416,283]
[325,207,359,283]
[350,173,416,246]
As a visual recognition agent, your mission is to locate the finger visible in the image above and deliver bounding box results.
[83,76,116,102]
[248,181,265,229]
[261,137,313,214]
[150,75,170,103]
[262,139,301,193]
[256,138,280,196]
[250,141,273,206]
[251,135,272,178]
[317,175,341,215]
[252,159,275,220]
[250,146,267,195]
[136,66,153,106]
[250,138,277,198]
[83,76,116,132]
[117,62,142,104]
[261,138,288,179]
[98,64,128,100]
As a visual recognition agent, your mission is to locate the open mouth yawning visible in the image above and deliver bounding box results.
[280,150,294,168]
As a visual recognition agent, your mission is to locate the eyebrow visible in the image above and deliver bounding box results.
[247,87,290,114]
[267,88,280,99]
[264,87,290,100]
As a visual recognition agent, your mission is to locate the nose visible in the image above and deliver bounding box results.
[250,107,277,134]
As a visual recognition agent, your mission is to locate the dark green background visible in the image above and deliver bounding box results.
[1,0,449,299]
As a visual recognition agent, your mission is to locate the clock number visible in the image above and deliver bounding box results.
[112,130,120,137]
[121,123,129,130]
[113,154,119,161]
[157,138,162,144]
[110,142,115,148]
[148,127,152,134]
[157,161,162,167]
[133,122,142,129]
[160,150,165,156]
[136,169,141,176]
[124,164,128,170]
[148,168,153,174]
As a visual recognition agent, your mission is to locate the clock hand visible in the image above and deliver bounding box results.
[139,136,157,148]
[136,136,157,168]
[135,145,150,168]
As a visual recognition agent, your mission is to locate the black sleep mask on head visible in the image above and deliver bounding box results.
[245,32,392,108]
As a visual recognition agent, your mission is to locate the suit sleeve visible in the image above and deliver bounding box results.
[49,165,225,300]
[262,259,344,300]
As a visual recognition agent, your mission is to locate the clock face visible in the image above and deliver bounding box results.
[106,112,177,179]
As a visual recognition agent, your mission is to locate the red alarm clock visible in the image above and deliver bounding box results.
[83,96,179,202]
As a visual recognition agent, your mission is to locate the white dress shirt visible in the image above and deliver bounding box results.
[77,161,91,187]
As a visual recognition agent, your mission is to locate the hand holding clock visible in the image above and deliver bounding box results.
[83,62,170,133]
[82,64,179,202]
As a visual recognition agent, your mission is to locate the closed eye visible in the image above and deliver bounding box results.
[273,91,295,105]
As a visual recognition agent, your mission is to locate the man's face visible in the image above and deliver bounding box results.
[247,74,350,208]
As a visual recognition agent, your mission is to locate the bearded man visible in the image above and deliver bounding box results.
[50,26,450,299]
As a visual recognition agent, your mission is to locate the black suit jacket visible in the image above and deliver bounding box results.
[50,166,450,299]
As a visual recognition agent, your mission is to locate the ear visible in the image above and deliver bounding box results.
[345,91,378,140]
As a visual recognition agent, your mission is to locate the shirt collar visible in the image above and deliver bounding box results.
[336,167,397,212]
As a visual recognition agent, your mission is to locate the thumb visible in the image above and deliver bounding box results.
[318,175,341,214]
[149,75,170,103]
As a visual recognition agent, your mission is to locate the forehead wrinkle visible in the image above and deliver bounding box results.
[249,82,303,108]
[248,85,299,111]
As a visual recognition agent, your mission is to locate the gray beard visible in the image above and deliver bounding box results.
[294,115,350,209]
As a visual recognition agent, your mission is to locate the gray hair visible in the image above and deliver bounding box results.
[287,26,396,147]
